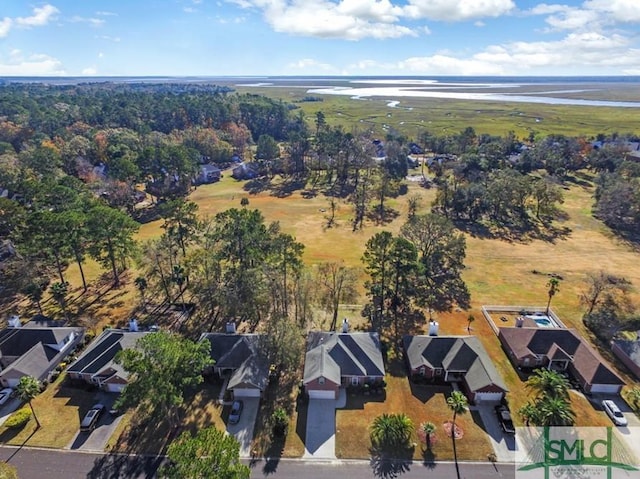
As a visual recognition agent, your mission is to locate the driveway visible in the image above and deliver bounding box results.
[226,397,259,457]
[68,392,123,452]
[475,404,516,463]
[303,388,346,459]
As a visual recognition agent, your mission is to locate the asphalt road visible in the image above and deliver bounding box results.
[0,446,517,479]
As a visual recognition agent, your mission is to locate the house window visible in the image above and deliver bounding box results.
[419,367,426,376]
[435,368,443,376]
[523,358,530,366]
[318,377,325,385]
[351,377,359,386]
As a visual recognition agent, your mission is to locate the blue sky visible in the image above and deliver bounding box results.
[1,0,640,76]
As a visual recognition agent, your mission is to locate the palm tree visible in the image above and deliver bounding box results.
[518,402,538,426]
[467,314,475,332]
[546,277,560,315]
[446,390,468,479]
[370,413,414,453]
[16,375,42,428]
[537,396,576,426]
[525,368,570,400]
[419,421,437,450]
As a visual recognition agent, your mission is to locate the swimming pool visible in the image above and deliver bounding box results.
[524,314,558,328]
[534,318,553,327]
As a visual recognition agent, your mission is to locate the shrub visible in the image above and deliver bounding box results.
[4,408,31,429]
[271,408,288,437]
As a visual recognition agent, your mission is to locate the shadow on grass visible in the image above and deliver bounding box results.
[294,398,308,449]
[269,177,308,198]
[408,382,451,404]
[343,390,387,410]
[369,444,414,479]
[453,218,572,244]
[2,427,39,463]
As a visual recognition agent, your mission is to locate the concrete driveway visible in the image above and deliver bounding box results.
[476,404,516,462]
[68,393,123,452]
[303,389,346,459]
[226,397,259,457]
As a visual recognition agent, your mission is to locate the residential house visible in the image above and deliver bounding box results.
[67,328,149,392]
[499,327,625,394]
[195,164,221,185]
[403,335,508,404]
[303,330,385,400]
[611,338,640,381]
[231,162,258,180]
[200,332,268,398]
[0,322,84,388]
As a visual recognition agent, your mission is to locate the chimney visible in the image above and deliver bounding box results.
[7,315,21,328]
[129,318,138,332]
[428,321,439,336]
[516,317,524,328]
[342,318,349,333]
[226,322,237,334]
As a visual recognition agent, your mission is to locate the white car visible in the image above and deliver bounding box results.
[0,388,13,406]
[602,399,628,426]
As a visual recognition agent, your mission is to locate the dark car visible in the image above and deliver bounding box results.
[229,400,243,425]
[495,404,515,434]
[80,403,105,432]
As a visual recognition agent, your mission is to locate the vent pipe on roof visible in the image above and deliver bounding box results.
[428,321,439,336]
[342,318,349,333]
[516,317,524,328]
[8,315,20,328]
[226,322,236,334]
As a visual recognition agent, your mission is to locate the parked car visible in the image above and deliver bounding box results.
[495,404,515,434]
[602,399,628,426]
[229,400,243,424]
[0,388,13,406]
[80,403,105,432]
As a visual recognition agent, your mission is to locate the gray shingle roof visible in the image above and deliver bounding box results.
[403,335,508,393]
[303,332,385,385]
[0,326,84,382]
[200,333,269,391]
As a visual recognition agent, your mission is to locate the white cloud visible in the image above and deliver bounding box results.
[15,4,59,27]
[584,0,640,23]
[81,67,97,75]
[340,28,640,75]
[70,16,106,27]
[96,11,118,17]
[184,7,197,13]
[403,0,515,21]
[287,58,335,71]
[474,20,485,27]
[0,52,66,76]
[229,0,417,39]
[98,35,121,42]
[0,18,12,38]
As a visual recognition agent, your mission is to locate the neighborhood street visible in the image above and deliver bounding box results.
[0,446,517,479]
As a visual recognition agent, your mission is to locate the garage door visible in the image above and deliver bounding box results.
[590,384,621,394]
[105,383,125,393]
[475,392,503,403]
[308,390,336,400]
[233,388,261,398]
